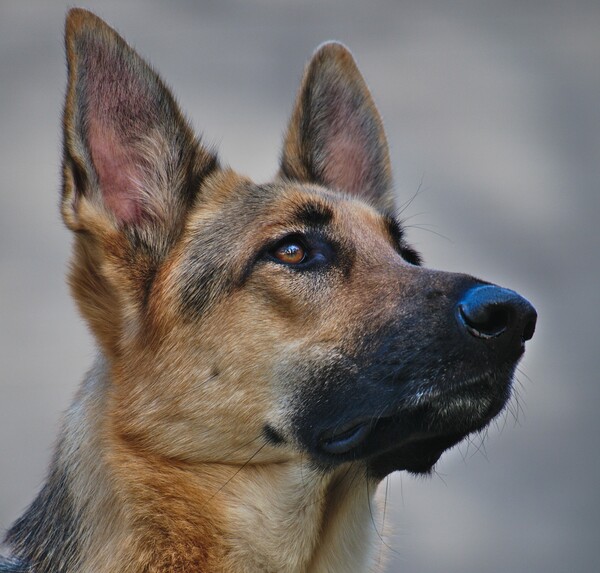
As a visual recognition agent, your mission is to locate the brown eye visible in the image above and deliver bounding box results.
[273,241,306,265]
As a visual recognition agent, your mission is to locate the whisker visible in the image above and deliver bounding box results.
[366,477,401,559]
[298,461,358,511]
[226,435,265,458]
[396,174,426,218]
[397,211,430,223]
[403,224,454,243]
[432,466,448,486]
[515,365,534,385]
[469,430,490,462]
[206,442,268,504]
[377,476,391,567]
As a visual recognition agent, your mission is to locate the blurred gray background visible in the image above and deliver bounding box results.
[1,1,598,571]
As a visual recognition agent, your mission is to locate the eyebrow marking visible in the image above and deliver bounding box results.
[289,202,334,228]
[382,213,423,266]
[382,213,404,245]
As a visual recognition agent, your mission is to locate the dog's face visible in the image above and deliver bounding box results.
[62,11,536,480]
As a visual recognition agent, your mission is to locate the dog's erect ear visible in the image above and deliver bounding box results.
[61,10,219,354]
[279,42,394,212]
[61,9,217,244]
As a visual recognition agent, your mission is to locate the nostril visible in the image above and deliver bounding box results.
[457,285,537,343]
[458,303,510,339]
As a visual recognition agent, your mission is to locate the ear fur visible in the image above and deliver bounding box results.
[61,9,218,355]
[62,8,217,242]
[279,42,395,212]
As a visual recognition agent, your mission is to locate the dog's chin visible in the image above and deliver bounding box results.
[366,431,468,478]
[306,377,511,479]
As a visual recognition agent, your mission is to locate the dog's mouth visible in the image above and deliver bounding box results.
[311,375,510,477]
[320,419,373,455]
[317,413,469,478]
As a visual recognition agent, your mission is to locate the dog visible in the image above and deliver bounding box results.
[0,9,536,573]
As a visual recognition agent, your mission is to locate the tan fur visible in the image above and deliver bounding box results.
[52,357,381,573]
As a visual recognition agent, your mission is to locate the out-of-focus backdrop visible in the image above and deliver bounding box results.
[1,1,598,571]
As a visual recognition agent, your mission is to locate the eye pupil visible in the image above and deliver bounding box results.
[274,242,305,264]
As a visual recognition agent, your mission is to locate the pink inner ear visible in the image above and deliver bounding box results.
[321,98,373,197]
[78,35,161,226]
[88,119,144,224]
[323,131,371,197]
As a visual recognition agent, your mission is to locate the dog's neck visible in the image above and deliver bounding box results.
[6,356,383,573]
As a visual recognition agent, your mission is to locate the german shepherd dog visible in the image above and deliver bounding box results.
[1,9,536,573]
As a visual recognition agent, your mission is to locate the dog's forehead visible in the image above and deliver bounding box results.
[269,183,385,230]
[188,174,388,237]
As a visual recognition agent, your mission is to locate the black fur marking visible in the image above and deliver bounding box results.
[4,448,82,573]
[179,183,277,319]
[140,262,159,309]
[382,214,422,266]
[179,238,238,319]
[263,425,285,446]
[0,557,29,572]
[181,145,220,208]
[131,155,220,311]
[296,68,320,185]
[399,245,422,267]
[289,202,333,228]
[382,214,404,245]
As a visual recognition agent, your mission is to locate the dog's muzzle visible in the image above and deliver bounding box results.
[292,281,537,478]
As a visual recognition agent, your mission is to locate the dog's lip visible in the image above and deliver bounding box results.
[319,419,372,455]
[317,400,463,459]
[313,374,509,463]
[316,410,452,464]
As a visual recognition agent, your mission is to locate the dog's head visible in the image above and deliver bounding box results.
[62,10,536,479]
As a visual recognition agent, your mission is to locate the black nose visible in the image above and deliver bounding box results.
[457,285,537,343]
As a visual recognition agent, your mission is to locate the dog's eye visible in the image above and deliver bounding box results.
[272,239,306,265]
